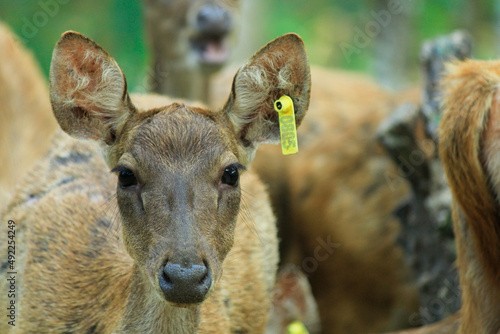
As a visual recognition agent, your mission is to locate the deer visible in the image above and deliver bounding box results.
[143,0,240,104]
[0,30,311,333]
[265,264,320,334]
[386,59,500,334]
[438,59,500,333]
[385,313,461,334]
[0,22,57,206]
[3,7,422,331]
[2,6,420,331]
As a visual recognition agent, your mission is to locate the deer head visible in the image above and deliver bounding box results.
[49,31,310,306]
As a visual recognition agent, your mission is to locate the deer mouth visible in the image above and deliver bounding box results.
[190,35,230,67]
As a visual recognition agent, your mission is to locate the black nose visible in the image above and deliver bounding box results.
[159,261,212,304]
[196,5,232,37]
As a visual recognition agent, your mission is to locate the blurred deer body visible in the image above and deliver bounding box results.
[386,313,461,334]
[213,67,420,333]
[0,32,311,333]
[0,22,57,206]
[438,59,500,334]
[265,264,321,334]
[388,57,500,334]
[143,0,240,103]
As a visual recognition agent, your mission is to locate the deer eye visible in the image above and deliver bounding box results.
[221,165,239,187]
[118,169,138,188]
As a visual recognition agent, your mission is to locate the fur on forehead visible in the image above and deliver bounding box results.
[119,103,239,164]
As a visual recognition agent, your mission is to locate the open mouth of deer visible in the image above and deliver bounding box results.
[190,35,230,66]
[189,4,233,67]
[158,259,213,305]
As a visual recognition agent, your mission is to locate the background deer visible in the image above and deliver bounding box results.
[212,66,421,333]
[0,22,57,206]
[386,313,460,334]
[265,265,321,334]
[438,59,500,333]
[387,58,500,334]
[143,0,240,104]
[0,31,310,333]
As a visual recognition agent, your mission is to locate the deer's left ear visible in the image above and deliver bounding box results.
[223,33,311,164]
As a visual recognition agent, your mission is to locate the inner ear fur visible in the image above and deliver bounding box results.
[224,33,311,147]
[49,31,134,143]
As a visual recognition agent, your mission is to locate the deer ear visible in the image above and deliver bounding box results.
[224,33,311,162]
[49,31,135,144]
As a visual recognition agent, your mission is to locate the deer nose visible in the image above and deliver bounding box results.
[159,261,212,304]
[196,5,232,37]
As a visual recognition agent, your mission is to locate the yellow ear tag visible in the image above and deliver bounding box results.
[274,95,298,155]
[287,321,309,334]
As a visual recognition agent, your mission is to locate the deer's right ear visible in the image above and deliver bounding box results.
[49,31,135,144]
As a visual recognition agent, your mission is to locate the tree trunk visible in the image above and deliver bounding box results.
[377,30,472,326]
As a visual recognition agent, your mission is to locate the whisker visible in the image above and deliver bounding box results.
[240,191,264,246]
[240,187,256,199]
[99,193,121,242]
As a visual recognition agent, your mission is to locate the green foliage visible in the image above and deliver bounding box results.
[0,0,498,91]
[0,0,146,90]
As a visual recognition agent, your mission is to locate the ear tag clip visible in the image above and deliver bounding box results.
[274,95,299,155]
[287,321,309,334]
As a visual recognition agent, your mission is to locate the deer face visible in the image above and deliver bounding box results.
[49,31,310,306]
[144,0,240,71]
[111,106,243,304]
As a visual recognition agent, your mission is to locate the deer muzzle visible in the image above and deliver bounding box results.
[159,257,212,304]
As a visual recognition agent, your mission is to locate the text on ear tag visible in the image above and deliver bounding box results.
[274,95,298,155]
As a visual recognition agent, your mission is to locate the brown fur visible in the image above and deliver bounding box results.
[387,313,461,334]
[388,58,500,334]
[143,0,240,103]
[268,68,419,333]
[0,32,310,333]
[437,59,500,334]
[265,264,321,334]
[0,22,57,205]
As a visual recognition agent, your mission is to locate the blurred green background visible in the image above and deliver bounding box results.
[1,0,498,92]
